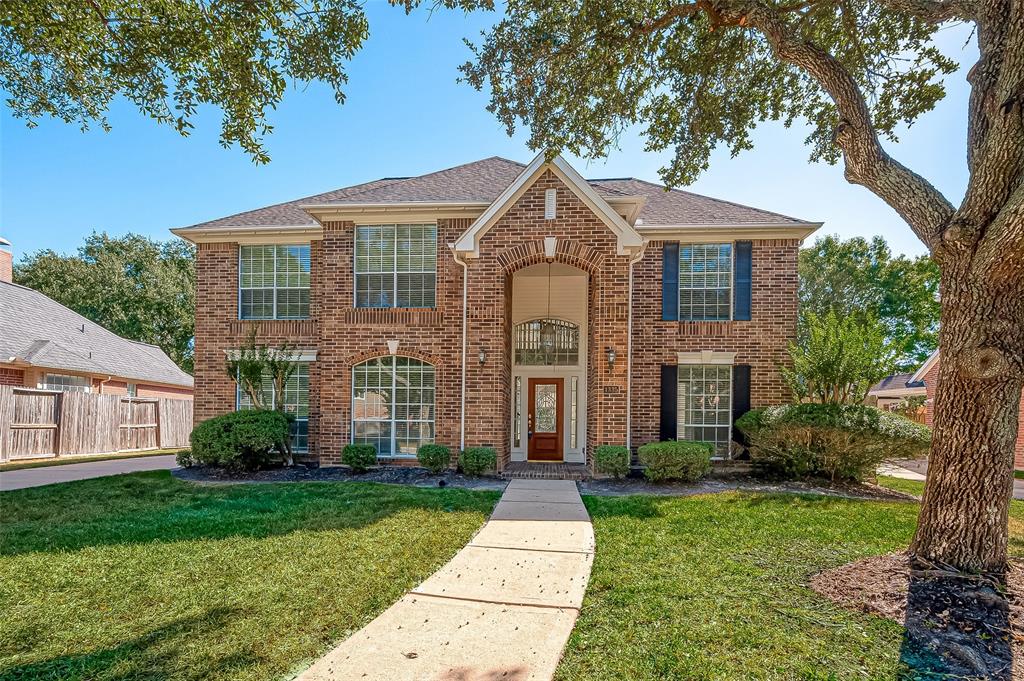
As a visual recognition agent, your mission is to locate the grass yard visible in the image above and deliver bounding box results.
[0,471,499,681]
[556,490,1024,681]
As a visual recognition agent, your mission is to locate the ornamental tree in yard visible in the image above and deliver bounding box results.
[457,0,1023,576]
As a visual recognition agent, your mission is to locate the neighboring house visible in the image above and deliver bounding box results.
[0,242,193,398]
[867,372,927,412]
[173,153,819,473]
[913,350,1024,470]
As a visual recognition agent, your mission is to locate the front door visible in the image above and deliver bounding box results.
[527,378,563,461]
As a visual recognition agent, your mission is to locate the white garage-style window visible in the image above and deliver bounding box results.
[352,356,435,457]
[236,364,310,452]
[677,364,732,456]
[239,245,311,320]
[355,224,437,308]
[39,373,91,392]
[679,243,732,321]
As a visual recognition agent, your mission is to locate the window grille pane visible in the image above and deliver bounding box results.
[677,365,732,456]
[239,244,310,320]
[41,374,91,392]
[355,224,436,308]
[352,355,435,457]
[679,243,732,321]
[513,319,580,365]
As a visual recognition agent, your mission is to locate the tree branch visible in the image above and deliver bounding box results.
[873,0,975,23]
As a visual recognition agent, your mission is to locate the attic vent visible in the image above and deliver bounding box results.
[544,189,557,219]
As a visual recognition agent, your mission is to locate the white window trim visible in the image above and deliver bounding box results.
[677,350,736,365]
[351,356,436,458]
[352,224,438,309]
[237,244,311,321]
[678,242,735,322]
[677,363,734,459]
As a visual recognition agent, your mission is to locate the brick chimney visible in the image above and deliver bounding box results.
[0,238,12,283]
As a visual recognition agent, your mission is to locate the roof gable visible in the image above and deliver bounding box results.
[453,153,645,257]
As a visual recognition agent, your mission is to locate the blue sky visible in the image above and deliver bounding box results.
[1,5,976,261]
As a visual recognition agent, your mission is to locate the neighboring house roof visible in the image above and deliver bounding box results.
[176,156,816,232]
[911,349,941,384]
[0,280,194,387]
[868,372,926,397]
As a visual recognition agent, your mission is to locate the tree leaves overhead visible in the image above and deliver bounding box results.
[14,232,196,372]
[460,0,957,186]
[0,0,372,163]
[799,235,940,371]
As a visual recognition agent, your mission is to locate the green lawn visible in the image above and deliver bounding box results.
[0,471,499,681]
[556,490,1024,680]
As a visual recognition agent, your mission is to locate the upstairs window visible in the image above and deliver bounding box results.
[355,224,436,308]
[679,244,732,321]
[239,245,311,320]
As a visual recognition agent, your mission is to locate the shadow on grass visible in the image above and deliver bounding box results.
[0,607,248,681]
[0,470,500,557]
[899,570,1014,680]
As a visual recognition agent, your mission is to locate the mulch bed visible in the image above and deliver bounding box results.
[173,464,507,491]
[174,464,912,501]
[811,552,1024,680]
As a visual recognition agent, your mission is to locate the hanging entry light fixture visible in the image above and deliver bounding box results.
[539,259,556,357]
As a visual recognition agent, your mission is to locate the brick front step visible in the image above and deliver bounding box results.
[501,462,591,481]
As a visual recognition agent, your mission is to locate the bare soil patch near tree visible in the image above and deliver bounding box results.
[812,552,1022,679]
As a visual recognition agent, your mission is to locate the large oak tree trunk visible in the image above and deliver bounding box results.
[911,251,1024,574]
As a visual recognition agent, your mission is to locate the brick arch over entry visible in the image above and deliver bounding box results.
[344,348,443,367]
[497,239,605,277]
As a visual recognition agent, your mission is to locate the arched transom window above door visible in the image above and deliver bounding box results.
[514,319,580,366]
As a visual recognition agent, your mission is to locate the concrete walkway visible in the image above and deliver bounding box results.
[297,479,594,681]
[0,454,179,492]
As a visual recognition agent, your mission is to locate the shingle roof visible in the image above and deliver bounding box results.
[178,156,813,231]
[0,281,194,387]
[869,372,926,394]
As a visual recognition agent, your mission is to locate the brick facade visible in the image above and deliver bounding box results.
[0,367,23,386]
[191,170,800,470]
[922,359,1024,470]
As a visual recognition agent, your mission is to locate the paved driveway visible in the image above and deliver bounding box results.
[889,459,1024,500]
[0,455,180,492]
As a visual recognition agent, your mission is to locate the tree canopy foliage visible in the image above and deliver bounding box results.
[14,232,195,372]
[800,235,940,371]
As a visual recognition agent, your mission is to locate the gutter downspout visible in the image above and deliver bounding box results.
[448,243,468,451]
[625,243,648,450]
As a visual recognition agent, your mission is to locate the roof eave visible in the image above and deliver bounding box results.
[635,222,822,242]
[171,225,322,244]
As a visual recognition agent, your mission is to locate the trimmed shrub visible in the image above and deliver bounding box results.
[736,404,932,481]
[187,410,289,471]
[459,447,497,476]
[594,445,630,479]
[342,443,377,473]
[417,444,452,474]
[637,441,713,483]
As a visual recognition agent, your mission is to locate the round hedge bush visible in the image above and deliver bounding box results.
[736,403,931,481]
[417,444,452,474]
[185,410,289,471]
[342,443,377,473]
[459,447,497,476]
[637,441,713,482]
[594,445,630,479]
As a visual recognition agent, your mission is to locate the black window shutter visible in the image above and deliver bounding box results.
[662,242,679,321]
[732,364,752,443]
[660,364,678,441]
[733,241,752,321]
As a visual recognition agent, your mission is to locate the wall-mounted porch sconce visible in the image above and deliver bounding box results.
[478,347,487,365]
[606,346,616,371]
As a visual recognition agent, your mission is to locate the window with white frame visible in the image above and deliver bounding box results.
[236,364,310,451]
[354,224,436,308]
[677,365,732,456]
[126,383,137,397]
[352,356,434,457]
[679,243,732,321]
[39,373,91,392]
[239,245,311,320]
[514,319,580,366]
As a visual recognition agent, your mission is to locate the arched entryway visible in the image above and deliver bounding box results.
[508,262,588,463]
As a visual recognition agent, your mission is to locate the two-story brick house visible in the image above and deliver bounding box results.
[174,153,819,473]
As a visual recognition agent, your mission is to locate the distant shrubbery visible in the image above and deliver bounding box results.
[736,403,931,481]
[182,410,289,471]
[342,443,377,473]
[637,441,713,482]
[459,447,497,476]
[594,445,630,479]
[417,444,452,474]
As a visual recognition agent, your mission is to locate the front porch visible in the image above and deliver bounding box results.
[500,460,591,480]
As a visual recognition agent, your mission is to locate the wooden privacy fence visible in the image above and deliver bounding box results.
[0,386,193,463]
